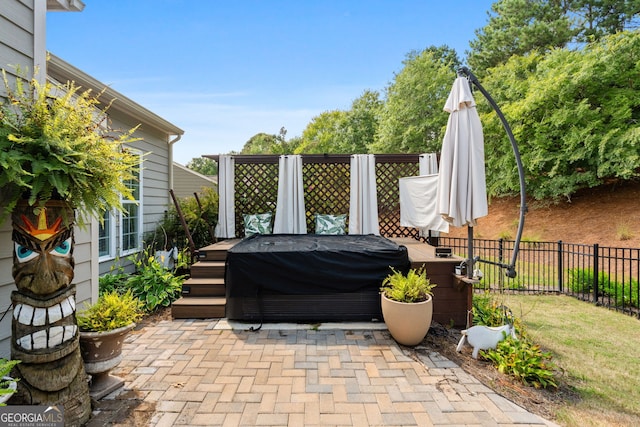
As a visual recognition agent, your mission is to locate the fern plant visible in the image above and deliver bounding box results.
[380,267,436,303]
[0,68,140,225]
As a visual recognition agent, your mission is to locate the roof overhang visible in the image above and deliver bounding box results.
[47,0,85,12]
[47,53,184,137]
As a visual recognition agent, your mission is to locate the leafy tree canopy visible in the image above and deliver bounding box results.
[186,157,217,176]
[295,110,347,154]
[467,0,574,72]
[371,46,458,154]
[480,31,640,200]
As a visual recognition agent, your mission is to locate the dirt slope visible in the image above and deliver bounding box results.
[442,180,640,248]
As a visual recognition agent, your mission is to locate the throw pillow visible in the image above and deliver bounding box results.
[243,212,273,236]
[315,213,347,235]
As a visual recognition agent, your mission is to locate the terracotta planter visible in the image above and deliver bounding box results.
[381,294,433,346]
[79,323,135,399]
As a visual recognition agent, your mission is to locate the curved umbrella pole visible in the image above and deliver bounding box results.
[457,67,527,278]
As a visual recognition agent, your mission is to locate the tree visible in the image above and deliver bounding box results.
[480,31,640,200]
[241,132,277,154]
[572,0,640,42]
[467,0,574,72]
[372,47,456,154]
[295,110,347,154]
[341,90,383,154]
[186,157,217,176]
[240,127,297,154]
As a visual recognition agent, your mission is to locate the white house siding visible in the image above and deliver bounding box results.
[0,0,36,358]
[0,222,15,358]
[0,1,34,95]
[172,162,217,200]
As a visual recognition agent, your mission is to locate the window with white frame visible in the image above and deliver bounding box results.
[98,210,116,260]
[97,149,143,259]
[120,150,143,256]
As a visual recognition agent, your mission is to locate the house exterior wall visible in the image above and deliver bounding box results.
[97,115,173,275]
[0,0,42,358]
[0,1,179,358]
[0,1,35,92]
[172,162,217,200]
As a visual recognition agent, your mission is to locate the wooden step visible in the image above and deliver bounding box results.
[171,297,226,319]
[181,278,226,297]
[197,239,240,261]
[190,261,225,279]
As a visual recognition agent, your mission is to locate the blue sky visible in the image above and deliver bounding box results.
[46,1,495,164]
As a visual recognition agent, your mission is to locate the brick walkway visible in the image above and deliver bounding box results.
[95,319,558,426]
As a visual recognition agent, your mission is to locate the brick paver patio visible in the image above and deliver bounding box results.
[94,319,558,426]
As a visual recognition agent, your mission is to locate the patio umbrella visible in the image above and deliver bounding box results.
[439,67,527,279]
[437,75,488,277]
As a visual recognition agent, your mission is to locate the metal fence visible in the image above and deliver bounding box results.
[438,237,640,319]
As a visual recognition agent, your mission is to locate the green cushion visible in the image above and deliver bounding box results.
[243,212,273,236]
[315,214,347,235]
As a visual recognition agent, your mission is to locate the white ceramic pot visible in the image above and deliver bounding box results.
[381,294,433,346]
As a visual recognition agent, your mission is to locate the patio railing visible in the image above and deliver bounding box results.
[438,237,640,319]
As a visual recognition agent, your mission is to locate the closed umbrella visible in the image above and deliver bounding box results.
[438,76,488,227]
[437,76,488,277]
[439,67,527,279]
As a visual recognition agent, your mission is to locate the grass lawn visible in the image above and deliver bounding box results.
[498,294,640,426]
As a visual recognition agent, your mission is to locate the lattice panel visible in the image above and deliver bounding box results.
[224,154,427,238]
[234,162,279,237]
[303,162,351,232]
[376,161,420,238]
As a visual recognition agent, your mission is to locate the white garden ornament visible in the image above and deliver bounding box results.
[456,323,517,359]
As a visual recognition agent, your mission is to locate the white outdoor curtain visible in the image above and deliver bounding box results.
[349,154,380,235]
[437,77,488,227]
[214,155,236,238]
[399,152,449,235]
[399,175,450,234]
[419,153,438,175]
[273,155,307,234]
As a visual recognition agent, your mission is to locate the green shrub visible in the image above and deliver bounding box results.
[0,358,20,406]
[98,267,129,296]
[98,245,187,313]
[471,294,556,389]
[148,187,218,257]
[482,337,558,389]
[567,267,606,293]
[472,293,514,327]
[125,247,186,312]
[600,276,639,308]
[76,290,143,332]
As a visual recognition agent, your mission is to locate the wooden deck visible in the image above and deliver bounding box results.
[171,237,472,327]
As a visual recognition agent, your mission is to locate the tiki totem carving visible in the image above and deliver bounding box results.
[10,201,91,426]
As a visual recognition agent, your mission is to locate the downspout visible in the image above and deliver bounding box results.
[167,134,182,195]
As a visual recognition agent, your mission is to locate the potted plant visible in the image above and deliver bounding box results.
[0,359,20,406]
[0,67,140,420]
[380,267,436,346]
[0,69,140,224]
[76,290,144,399]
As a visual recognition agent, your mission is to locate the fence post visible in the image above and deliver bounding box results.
[557,241,563,293]
[593,243,599,305]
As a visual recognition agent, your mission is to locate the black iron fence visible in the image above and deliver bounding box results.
[438,237,640,319]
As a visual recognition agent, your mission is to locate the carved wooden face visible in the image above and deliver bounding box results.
[12,209,75,296]
[11,206,78,364]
